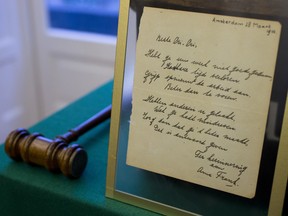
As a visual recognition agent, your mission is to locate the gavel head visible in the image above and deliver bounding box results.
[5,128,87,178]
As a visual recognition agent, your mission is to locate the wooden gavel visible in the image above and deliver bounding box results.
[4,105,112,178]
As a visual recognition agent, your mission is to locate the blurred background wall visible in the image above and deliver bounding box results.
[0,0,119,143]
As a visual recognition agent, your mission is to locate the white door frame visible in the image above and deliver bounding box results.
[29,0,116,117]
[0,0,39,142]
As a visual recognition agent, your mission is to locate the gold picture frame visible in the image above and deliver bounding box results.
[106,0,288,215]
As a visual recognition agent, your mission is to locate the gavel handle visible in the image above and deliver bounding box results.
[5,104,113,178]
[57,104,112,144]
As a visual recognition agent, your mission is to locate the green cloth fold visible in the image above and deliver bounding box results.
[0,81,158,216]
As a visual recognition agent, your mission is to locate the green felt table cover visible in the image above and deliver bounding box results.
[0,81,159,216]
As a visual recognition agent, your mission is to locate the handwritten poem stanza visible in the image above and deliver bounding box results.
[126,7,281,198]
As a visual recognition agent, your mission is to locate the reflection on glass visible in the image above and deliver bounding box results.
[46,0,119,36]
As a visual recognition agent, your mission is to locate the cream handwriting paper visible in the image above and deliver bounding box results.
[126,7,281,198]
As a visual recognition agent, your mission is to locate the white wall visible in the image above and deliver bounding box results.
[0,1,116,143]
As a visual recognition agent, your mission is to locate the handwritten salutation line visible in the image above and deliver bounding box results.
[156,35,198,48]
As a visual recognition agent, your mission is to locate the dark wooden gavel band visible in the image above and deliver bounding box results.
[5,104,112,178]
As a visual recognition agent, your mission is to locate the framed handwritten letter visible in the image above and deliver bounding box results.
[106,0,288,215]
[127,7,280,199]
